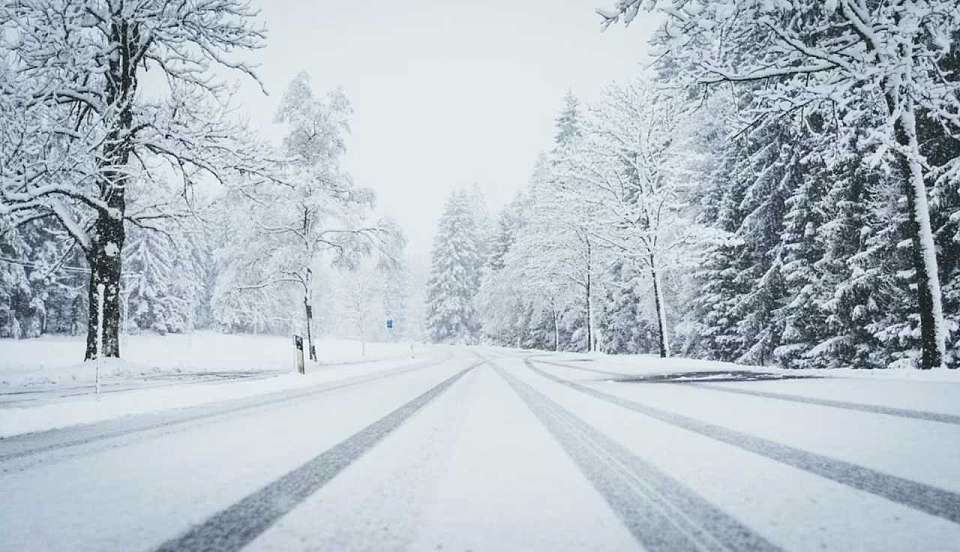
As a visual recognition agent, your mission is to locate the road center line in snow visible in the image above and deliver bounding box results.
[153,362,480,552]
[527,359,960,526]
[494,363,779,551]
[535,358,960,426]
[0,354,451,469]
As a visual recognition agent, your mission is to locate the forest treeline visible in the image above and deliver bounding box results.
[426,1,960,369]
[0,3,406,359]
[3,1,959,369]
[0,69,408,348]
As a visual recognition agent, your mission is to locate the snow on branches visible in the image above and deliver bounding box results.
[0,0,268,359]
[599,0,960,368]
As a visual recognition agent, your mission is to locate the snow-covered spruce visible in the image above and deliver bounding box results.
[426,190,485,344]
[597,0,960,368]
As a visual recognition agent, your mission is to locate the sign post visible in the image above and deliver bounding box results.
[294,335,305,375]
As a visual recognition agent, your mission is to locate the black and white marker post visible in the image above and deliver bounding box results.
[304,301,317,362]
[293,335,305,375]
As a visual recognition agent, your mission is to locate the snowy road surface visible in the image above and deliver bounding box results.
[1,348,959,551]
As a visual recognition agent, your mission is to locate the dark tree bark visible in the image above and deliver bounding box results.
[584,235,594,353]
[84,18,138,360]
[84,224,124,359]
[858,8,945,369]
[650,260,669,359]
[553,308,560,352]
[884,82,946,369]
[893,125,945,369]
[585,271,592,352]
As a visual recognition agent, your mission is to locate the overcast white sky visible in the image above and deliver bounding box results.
[232,0,657,256]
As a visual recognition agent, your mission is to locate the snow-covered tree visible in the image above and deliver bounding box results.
[600,0,960,367]
[548,94,602,351]
[215,73,396,357]
[405,254,431,343]
[124,226,200,334]
[381,254,410,341]
[333,261,384,355]
[518,190,601,351]
[559,78,701,357]
[0,1,267,359]
[477,192,530,346]
[478,147,610,353]
[426,189,484,344]
[555,91,583,145]
[596,261,661,354]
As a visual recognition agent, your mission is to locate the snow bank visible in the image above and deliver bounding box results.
[0,331,418,387]
[0,371,313,438]
[530,351,960,383]
[0,357,429,439]
[0,332,429,438]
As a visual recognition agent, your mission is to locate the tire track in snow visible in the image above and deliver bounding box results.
[0,371,284,407]
[689,383,960,426]
[495,363,779,552]
[0,355,450,470]
[528,359,960,525]
[530,357,627,378]
[536,358,960,425]
[153,362,479,552]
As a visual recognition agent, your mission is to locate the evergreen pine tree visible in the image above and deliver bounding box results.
[125,229,193,334]
[812,151,890,368]
[554,91,582,146]
[774,138,831,368]
[426,190,483,344]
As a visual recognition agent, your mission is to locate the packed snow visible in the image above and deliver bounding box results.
[2,346,959,551]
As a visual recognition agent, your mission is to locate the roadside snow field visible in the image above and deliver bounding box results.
[0,332,427,438]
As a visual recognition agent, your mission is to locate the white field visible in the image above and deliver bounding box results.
[0,332,424,438]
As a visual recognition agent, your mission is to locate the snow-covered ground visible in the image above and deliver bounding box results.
[527,349,960,382]
[0,331,419,387]
[0,332,425,437]
[1,344,958,551]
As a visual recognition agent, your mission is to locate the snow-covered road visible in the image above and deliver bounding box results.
[1,348,959,551]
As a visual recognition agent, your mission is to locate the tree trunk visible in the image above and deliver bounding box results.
[553,309,560,351]
[585,273,593,352]
[650,256,670,359]
[888,100,946,368]
[85,217,124,359]
[584,236,594,352]
[83,17,138,360]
